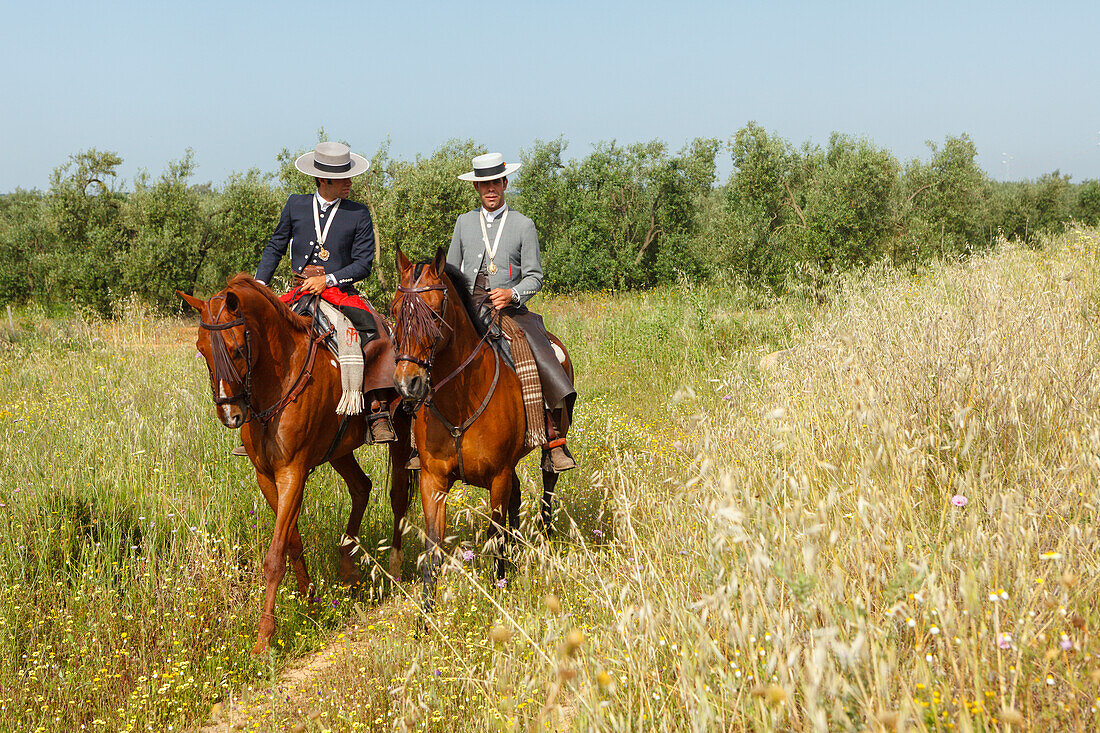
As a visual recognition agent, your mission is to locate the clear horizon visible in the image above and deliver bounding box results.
[3,0,1098,192]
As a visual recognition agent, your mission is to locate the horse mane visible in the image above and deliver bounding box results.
[225,273,311,333]
[441,263,487,337]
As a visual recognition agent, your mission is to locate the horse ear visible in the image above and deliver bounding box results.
[177,290,205,312]
[395,246,412,274]
[432,247,447,275]
[225,291,240,312]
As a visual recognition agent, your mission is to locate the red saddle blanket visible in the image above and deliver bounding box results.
[280,286,397,395]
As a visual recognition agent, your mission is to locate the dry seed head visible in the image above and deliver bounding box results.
[1091,668,1100,684]
[1000,707,1024,726]
[563,628,585,654]
[1061,570,1078,588]
[291,724,306,733]
[596,670,612,689]
[1044,648,1060,661]
[210,702,223,719]
[489,625,513,644]
[544,593,561,614]
[558,666,577,681]
[875,710,900,730]
[764,684,788,705]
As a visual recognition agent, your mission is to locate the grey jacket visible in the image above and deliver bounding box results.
[446,205,543,306]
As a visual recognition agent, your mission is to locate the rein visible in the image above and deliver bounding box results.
[393,278,502,483]
[200,294,333,424]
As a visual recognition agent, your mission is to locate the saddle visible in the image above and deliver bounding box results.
[289,271,398,396]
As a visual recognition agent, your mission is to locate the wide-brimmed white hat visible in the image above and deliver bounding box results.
[458,152,521,182]
[295,141,369,179]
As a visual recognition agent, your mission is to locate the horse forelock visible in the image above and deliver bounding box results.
[394,266,446,352]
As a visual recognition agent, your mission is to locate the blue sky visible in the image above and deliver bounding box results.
[2,1,1098,191]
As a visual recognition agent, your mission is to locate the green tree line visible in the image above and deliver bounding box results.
[2,125,1098,313]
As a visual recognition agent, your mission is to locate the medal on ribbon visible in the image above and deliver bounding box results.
[312,197,341,263]
[480,209,508,277]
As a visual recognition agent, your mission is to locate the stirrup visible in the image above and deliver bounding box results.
[542,442,575,473]
[368,412,397,443]
[405,450,421,471]
[230,444,248,457]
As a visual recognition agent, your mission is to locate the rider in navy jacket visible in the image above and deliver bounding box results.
[255,193,375,295]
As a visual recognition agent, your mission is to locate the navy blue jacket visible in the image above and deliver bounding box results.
[256,194,375,293]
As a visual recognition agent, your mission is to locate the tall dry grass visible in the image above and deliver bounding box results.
[4,230,1100,731]
[241,230,1100,731]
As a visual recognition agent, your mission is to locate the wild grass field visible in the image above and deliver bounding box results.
[2,229,1100,732]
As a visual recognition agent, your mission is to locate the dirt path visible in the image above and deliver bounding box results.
[197,596,413,732]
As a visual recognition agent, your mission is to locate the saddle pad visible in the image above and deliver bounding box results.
[499,315,547,448]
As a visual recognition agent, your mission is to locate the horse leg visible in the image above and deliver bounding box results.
[387,434,413,580]
[541,469,559,536]
[254,469,307,655]
[328,453,373,586]
[257,470,312,596]
[504,471,522,575]
[487,471,514,582]
[508,471,521,530]
[418,471,451,613]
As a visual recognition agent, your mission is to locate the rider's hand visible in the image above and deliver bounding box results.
[489,288,514,311]
[302,275,328,294]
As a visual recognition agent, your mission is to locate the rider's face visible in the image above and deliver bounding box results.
[474,177,507,212]
[318,177,352,201]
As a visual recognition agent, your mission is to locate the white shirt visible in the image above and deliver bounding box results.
[482,203,508,222]
[314,192,339,287]
[315,191,339,211]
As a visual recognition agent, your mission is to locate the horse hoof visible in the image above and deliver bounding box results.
[415,616,432,638]
[251,638,270,656]
[388,549,404,580]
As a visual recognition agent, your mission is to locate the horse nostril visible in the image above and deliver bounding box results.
[409,375,424,397]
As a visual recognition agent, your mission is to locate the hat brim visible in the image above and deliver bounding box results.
[295,152,370,179]
[458,162,521,182]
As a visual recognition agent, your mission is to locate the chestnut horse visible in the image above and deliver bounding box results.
[390,249,574,607]
[179,274,413,654]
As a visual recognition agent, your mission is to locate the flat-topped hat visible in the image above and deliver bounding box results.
[295,141,369,179]
[458,152,521,182]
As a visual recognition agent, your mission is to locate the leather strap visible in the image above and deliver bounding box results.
[427,348,501,485]
[253,323,332,424]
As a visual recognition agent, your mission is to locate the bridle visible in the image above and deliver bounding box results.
[393,272,501,483]
[199,292,331,424]
[393,281,451,373]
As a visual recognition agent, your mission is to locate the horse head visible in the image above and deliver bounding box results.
[391,247,454,404]
[179,284,256,428]
[179,275,309,429]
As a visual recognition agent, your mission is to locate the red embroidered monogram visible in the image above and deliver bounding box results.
[346,326,359,346]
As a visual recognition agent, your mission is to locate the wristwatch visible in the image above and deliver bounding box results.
[510,289,520,305]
